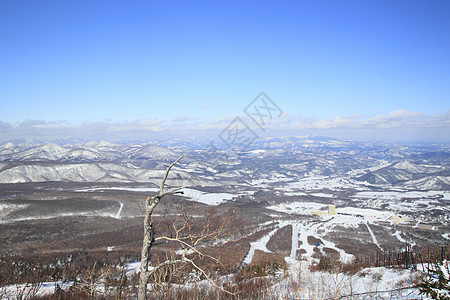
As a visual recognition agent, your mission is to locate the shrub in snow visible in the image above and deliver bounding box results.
[418,260,450,300]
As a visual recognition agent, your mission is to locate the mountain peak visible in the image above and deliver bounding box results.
[393,161,421,172]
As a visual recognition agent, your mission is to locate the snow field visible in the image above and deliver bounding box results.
[354,190,448,201]
[365,221,383,251]
[76,186,236,206]
[242,227,279,265]
[267,201,326,215]
[76,187,159,192]
[114,202,123,219]
[242,219,354,268]
[182,188,234,205]
[0,264,426,300]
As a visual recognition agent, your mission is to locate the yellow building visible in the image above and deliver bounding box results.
[392,216,409,224]
[328,205,336,215]
[311,211,327,216]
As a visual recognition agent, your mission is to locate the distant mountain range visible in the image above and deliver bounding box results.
[0,136,449,190]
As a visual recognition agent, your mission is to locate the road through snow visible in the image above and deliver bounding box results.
[114,202,123,219]
[365,221,383,251]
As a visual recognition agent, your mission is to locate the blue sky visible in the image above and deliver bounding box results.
[1,0,449,143]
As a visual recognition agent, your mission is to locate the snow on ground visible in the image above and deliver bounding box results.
[310,192,334,198]
[182,188,234,205]
[295,221,354,264]
[365,222,383,251]
[241,217,355,268]
[353,190,446,200]
[283,260,423,300]
[267,201,326,215]
[443,192,450,200]
[264,200,402,264]
[297,223,321,261]
[352,190,449,213]
[338,206,393,222]
[1,262,142,299]
[1,265,425,300]
[283,191,307,196]
[0,218,428,300]
[24,269,436,300]
[76,187,159,192]
[0,212,119,224]
[285,176,327,190]
[76,186,236,206]
[283,176,368,191]
[1,282,74,299]
[290,223,299,259]
[266,202,394,260]
[0,203,29,216]
[250,178,281,188]
[125,261,142,276]
[393,230,407,243]
[242,227,279,265]
[269,203,393,225]
[114,202,123,219]
[0,205,124,224]
[332,267,422,299]
[240,217,356,268]
[353,191,403,200]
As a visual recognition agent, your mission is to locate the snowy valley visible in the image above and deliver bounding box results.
[0,136,449,299]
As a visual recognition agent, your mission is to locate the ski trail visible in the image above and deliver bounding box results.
[394,230,406,243]
[290,222,299,259]
[365,221,383,251]
[114,202,123,219]
[295,223,321,262]
[241,227,279,266]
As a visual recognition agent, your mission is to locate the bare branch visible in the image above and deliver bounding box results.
[147,259,185,278]
[162,185,188,197]
[138,154,236,299]
[155,236,222,265]
[159,155,185,196]
[184,257,237,296]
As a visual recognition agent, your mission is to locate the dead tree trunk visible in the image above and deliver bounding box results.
[136,156,235,299]
[137,156,185,300]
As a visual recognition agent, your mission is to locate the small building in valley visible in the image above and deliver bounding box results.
[417,223,436,231]
[328,204,336,215]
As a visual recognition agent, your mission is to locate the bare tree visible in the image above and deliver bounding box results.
[78,261,115,300]
[137,156,234,299]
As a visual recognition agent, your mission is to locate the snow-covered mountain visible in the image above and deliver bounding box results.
[0,138,449,189]
[355,160,450,189]
[0,140,180,162]
[5,143,67,161]
[126,144,179,161]
[0,162,218,186]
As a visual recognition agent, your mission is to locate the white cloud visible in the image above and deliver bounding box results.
[1,109,449,143]
[274,109,449,131]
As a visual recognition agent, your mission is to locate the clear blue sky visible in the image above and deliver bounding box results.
[1,0,449,142]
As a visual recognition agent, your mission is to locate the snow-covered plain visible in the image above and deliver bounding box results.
[76,186,159,192]
[182,188,234,205]
[75,186,236,206]
[282,176,368,192]
[353,190,447,200]
[267,201,326,215]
